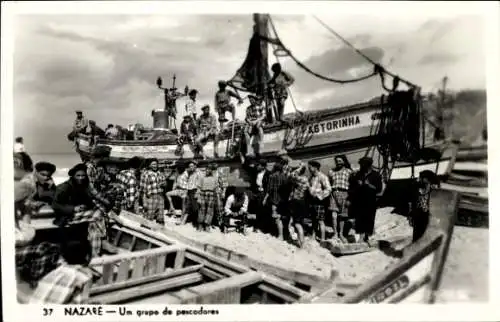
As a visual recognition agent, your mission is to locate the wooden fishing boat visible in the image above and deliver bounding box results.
[73,13,457,187]
[17,189,458,304]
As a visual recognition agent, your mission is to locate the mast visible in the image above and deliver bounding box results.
[253,13,272,120]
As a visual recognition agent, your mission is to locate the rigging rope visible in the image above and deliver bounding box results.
[311,15,419,90]
[266,16,379,84]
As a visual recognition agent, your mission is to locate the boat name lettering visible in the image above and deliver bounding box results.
[308,116,361,134]
[368,275,410,303]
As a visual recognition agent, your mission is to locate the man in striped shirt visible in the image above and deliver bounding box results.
[308,160,332,242]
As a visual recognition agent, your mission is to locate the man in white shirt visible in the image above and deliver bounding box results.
[14,137,26,153]
[185,89,198,120]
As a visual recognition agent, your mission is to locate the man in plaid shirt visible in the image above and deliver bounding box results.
[116,156,143,213]
[139,158,167,222]
[244,95,266,157]
[308,160,332,242]
[328,155,353,243]
[29,240,93,304]
[288,162,309,247]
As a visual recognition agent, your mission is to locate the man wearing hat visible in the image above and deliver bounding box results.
[185,89,199,120]
[244,94,266,158]
[196,163,225,231]
[348,156,383,244]
[214,80,243,127]
[176,114,198,157]
[195,104,221,159]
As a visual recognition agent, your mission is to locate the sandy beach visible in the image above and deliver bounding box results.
[162,207,488,302]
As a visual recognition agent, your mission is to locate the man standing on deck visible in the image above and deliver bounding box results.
[185,89,199,120]
[268,63,295,123]
[73,111,88,134]
[176,115,198,157]
[244,94,266,158]
[328,155,353,243]
[348,157,383,245]
[308,160,332,242]
[214,80,243,128]
[195,105,220,159]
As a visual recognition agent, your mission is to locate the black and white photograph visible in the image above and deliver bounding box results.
[2,0,498,319]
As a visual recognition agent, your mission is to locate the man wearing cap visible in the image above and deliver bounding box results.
[244,94,266,157]
[244,158,270,232]
[176,114,198,157]
[196,104,221,159]
[214,80,243,127]
[24,161,57,211]
[348,156,383,244]
[116,156,143,213]
[185,89,199,120]
[196,163,224,231]
[308,160,332,242]
[328,155,353,243]
[139,158,167,223]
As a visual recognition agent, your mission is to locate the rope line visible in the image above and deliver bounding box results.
[311,15,419,90]
[267,15,379,84]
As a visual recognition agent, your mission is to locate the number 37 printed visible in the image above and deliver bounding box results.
[43,308,53,316]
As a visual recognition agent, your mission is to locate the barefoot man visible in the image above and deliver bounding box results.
[328,155,353,243]
[214,80,243,128]
[244,94,266,158]
[195,105,220,159]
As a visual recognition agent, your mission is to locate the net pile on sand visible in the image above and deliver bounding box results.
[164,207,412,283]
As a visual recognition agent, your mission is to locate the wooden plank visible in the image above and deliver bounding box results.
[259,284,298,303]
[90,244,184,266]
[112,230,122,246]
[261,274,309,299]
[116,259,130,282]
[156,254,166,273]
[185,253,240,277]
[144,256,158,276]
[117,226,166,248]
[182,286,241,304]
[174,249,185,269]
[129,236,137,251]
[132,257,146,279]
[187,271,262,295]
[91,264,203,295]
[200,267,226,280]
[91,273,204,304]
[101,264,113,285]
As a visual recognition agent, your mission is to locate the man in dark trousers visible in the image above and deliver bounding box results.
[409,170,438,243]
[348,157,383,244]
[244,158,270,232]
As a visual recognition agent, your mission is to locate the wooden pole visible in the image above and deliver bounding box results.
[253,13,272,122]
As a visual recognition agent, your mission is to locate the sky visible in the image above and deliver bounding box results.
[12,8,486,154]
